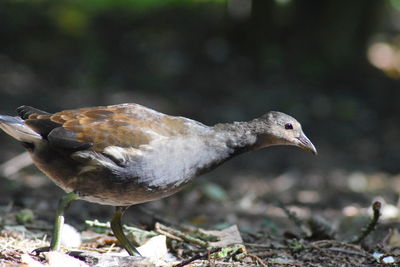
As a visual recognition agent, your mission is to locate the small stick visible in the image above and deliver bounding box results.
[327,247,368,257]
[155,226,184,242]
[241,253,267,266]
[85,219,110,228]
[245,243,284,249]
[351,201,381,244]
[174,247,222,267]
[310,243,354,266]
[155,223,208,248]
[312,239,374,260]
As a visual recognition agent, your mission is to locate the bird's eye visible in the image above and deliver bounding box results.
[284,123,293,130]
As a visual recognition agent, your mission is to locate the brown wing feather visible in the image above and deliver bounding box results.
[17,106,61,137]
[47,104,191,151]
[16,105,52,120]
[17,103,192,152]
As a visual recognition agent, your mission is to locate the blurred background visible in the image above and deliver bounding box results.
[0,0,400,236]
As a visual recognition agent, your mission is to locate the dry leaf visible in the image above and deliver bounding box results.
[46,251,89,267]
[199,225,243,247]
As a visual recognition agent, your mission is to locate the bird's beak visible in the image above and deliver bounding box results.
[296,131,317,155]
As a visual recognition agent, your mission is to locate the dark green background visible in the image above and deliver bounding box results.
[0,0,399,175]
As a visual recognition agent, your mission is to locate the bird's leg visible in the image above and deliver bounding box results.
[33,192,78,254]
[50,192,78,250]
[111,206,141,256]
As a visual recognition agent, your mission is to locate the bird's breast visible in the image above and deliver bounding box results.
[130,136,234,189]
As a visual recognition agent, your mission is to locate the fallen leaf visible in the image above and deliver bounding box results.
[199,225,243,247]
[137,235,168,259]
[46,251,89,267]
[20,254,45,267]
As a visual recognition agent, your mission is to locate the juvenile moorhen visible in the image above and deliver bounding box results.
[0,103,316,255]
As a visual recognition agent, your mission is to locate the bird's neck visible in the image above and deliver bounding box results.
[177,120,271,178]
[212,119,272,156]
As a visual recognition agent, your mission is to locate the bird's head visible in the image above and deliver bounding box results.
[254,111,317,155]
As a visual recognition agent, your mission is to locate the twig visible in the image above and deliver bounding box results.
[241,253,268,266]
[139,207,203,234]
[327,247,367,257]
[309,243,354,266]
[72,246,117,253]
[265,262,303,267]
[351,201,381,244]
[154,226,184,242]
[312,239,374,260]
[245,243,285,249]
[275,201,311,238]
[86,219,157,235]
[106,243,115,253]
[174,247,222,267]
[155,222,208,248]
[85,219,110,228]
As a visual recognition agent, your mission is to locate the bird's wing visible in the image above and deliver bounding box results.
[19,103,192,152]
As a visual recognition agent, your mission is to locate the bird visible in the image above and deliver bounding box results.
[0,103,317,256]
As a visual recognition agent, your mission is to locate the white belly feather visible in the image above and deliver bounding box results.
[137,136,232,187]
[100,134,233,189]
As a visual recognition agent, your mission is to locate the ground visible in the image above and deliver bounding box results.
[0,153,399,266]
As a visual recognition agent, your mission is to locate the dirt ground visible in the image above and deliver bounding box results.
[0,154,400,266]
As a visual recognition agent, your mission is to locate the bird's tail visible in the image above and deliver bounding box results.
[0,115,41,143]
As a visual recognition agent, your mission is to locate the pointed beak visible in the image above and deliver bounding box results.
[296,131,317,155]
